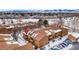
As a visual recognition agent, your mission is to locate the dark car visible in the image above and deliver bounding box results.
[50,47,60,50]
[65,39,72,44]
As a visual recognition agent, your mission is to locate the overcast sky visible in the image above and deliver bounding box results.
[0,0,78,9]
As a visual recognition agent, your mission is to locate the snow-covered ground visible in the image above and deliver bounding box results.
[1,33,28,46]
[47,18,60,25]
[22,19,39,23]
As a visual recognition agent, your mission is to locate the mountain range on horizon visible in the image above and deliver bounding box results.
[0,9,79,13]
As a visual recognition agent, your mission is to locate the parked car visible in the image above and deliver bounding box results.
[64,39,72,44]
[50,48,60,50]
[49,46,60,50]
[62,42,68,46]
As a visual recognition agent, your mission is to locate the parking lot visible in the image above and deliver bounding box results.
[69,42,79,50]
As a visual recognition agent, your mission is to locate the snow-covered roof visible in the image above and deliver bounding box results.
[69,32,79,38]
[45,30,52,36]
[54,29,62,33]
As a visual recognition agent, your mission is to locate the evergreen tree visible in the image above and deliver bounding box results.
[43,19,49,27]
[38,19,43,27]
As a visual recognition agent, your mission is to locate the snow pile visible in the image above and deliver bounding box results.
[6,41,18,44]
[54,29,61,33]
[4,36,13,40]
[17,33,27,46]
[0,34,11,36]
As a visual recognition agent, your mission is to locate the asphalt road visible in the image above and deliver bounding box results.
[69,42,79,50]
